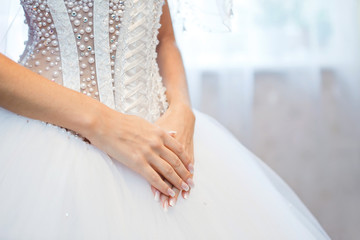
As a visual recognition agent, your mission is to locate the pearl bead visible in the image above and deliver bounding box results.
[22,0,132,100]
[51,40,58,46]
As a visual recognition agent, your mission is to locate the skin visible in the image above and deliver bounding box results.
[152,0,196,208]
[0,0,194,210]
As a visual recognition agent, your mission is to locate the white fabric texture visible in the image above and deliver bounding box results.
[48,0,81,92]
[93,0,115,109]
[0,0,330,239]
[0,107,330,239]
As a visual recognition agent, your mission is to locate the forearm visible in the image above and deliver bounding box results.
[0,53,104,137]
[156,39,191,108]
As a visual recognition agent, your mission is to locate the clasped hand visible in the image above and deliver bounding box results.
[85,103,195,211]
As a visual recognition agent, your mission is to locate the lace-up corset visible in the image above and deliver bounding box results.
[20,0,168,122]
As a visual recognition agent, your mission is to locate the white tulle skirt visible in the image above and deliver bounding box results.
[0,107,330,239]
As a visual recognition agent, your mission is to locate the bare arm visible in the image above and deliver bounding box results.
[153,1,196,208]
[0,52,192,198]
[0,53,100,137]
[156,0,192,109]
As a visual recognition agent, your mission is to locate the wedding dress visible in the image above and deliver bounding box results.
[0,0,331,239]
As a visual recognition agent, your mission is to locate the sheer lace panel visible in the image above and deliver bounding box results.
[20,0,123,103]
[20,1,63,85]
[19,0,168,122]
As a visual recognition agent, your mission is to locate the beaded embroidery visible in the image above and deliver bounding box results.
[20,0,168,122]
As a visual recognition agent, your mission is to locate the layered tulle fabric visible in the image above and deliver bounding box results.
[0,107,329,239]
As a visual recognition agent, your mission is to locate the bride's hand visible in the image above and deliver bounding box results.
[151,103,196,209]
[83,105,193,197]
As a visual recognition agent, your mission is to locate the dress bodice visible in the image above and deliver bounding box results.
[20,0,168,122]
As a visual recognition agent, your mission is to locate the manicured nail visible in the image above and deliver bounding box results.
[169,198,176,207]
[188,163,194,174]
[154,190,160,202]
[168,130,177,136]
[163,201,169,212]
[186,178,195,188]
[183,191,189,199]
[181,181,190,191]
[168,188,175,197]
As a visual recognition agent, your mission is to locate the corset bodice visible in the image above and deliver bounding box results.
[20,0,168,122]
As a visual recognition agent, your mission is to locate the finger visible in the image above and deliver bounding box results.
[151,185,160,202]
[142,165,175,197]
[159,146,192,190]
[162,133,191,171]
[182,189,190,200]
[149,154,190,192]
[160,192,169,212]
[187,140,195,174]
[168,130,177,137]
[169,185,180,207]
[163,179,180,208]
[160,179,173,212]
[169,131,195,177]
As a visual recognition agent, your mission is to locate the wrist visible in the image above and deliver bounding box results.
[168,101,195,121]
[74,98,111,141]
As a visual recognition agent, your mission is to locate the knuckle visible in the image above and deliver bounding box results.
[149,138,162,149]
[176,179,183,188]
[149,173,159,184]
[140,146,152,157]
[178,145,185,154]
[165,166,174,176]
[132,152,144,166]
[173,159,182,169]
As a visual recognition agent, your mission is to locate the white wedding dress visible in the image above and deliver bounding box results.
[0,0,331,239]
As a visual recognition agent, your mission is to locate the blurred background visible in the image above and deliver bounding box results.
[172,0,360,239]
[1,0,360,239]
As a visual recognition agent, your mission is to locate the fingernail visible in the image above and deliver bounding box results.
[163,201,169,212]
[154,190,160,202]
[168,188,175,197]
[181,181,190,191]
[186,178,195,188]
[183,191,189,199]
[188,163,194,174]
[168,130,177,136]
[169,198,176,207]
